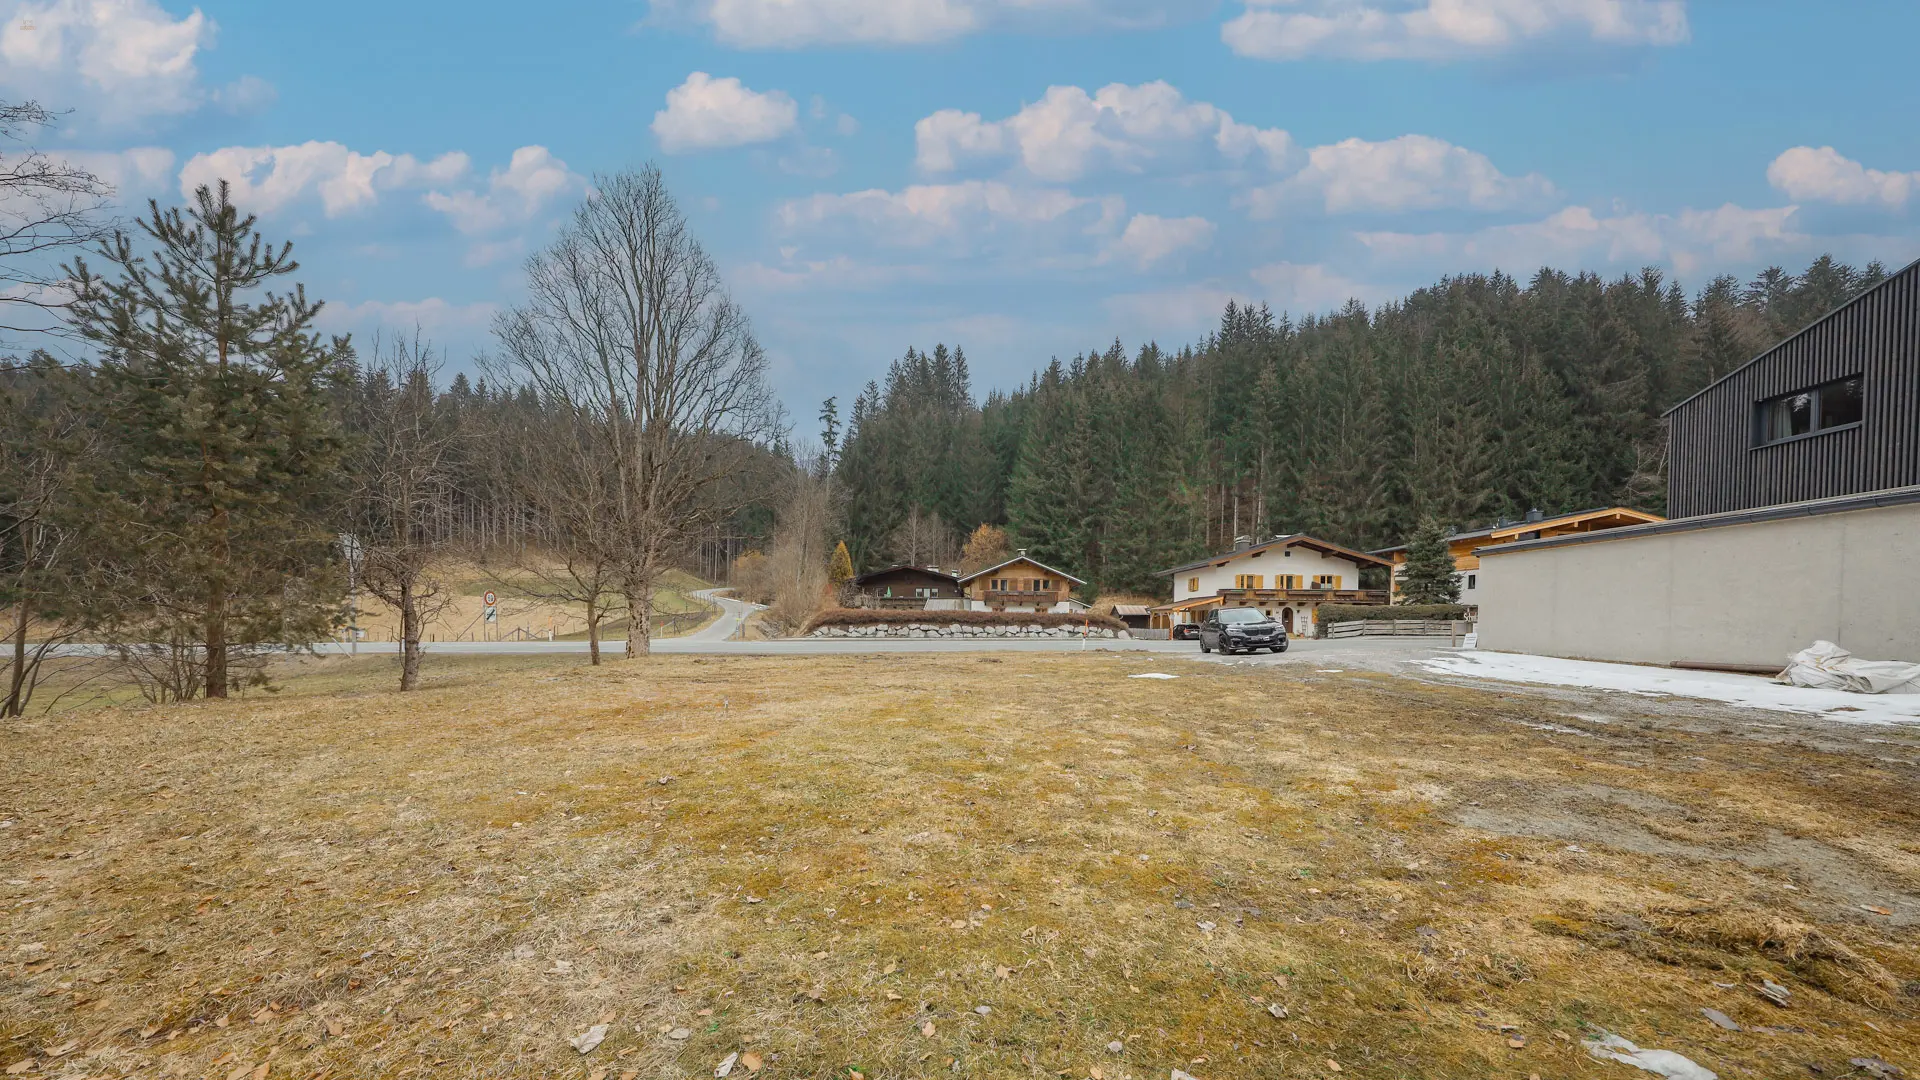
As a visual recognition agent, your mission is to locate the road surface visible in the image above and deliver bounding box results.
[683,587,762,642]
[288,634,1441,663]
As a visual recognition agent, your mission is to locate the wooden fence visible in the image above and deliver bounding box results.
[1326,619,1460,639]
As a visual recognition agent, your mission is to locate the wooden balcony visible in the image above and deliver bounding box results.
[1218,588,1389,604]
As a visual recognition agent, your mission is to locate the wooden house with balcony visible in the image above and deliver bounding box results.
[1371,506,1663,608]
[1151,534,1391,636]
[957,552,1085,613]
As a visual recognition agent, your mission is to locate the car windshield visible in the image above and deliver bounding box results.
[1217,608,1266,624]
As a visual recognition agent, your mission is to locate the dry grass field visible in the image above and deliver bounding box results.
[1,653,1915,1080]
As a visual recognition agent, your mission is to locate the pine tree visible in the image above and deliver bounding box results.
[67,182,346,699]
[1398,519,1460,605]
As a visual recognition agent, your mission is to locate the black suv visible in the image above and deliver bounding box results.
[1199,607,1287,654]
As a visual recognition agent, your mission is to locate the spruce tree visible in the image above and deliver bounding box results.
[67,183,346,699]
[1398,519,1460,605]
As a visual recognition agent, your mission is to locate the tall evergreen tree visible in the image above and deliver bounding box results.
[67,183,346,698]
[1398,519,1461,605]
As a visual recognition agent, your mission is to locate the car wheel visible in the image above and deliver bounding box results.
[1271,645,1285,653]
[1200,643,1211,653]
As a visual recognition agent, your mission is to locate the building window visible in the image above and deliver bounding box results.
[1467,574,1477,590]
[1188,577,1200,593]
[1311,575,1341,590]
[1234,574,1264,590]
[1755,375,1863,445]
[1274,575,1300,590]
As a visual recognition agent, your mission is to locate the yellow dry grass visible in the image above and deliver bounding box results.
[348,565,716,644]
[1,653,1915,1080]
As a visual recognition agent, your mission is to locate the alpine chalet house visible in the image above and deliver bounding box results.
[1153,535,1391,636]
[1373,507,1663,609]
[1477,255,1920,668]
[852,565,966,610]
[958,553,1086,613]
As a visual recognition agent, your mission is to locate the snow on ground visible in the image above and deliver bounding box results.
[1414,650,1920,725]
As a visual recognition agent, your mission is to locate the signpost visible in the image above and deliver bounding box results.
[483,591,498,641]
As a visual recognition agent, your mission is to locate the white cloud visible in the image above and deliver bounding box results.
[915,81,1292,181]
[1106,213,1215,268]
[659,0,1185,48]
[0,0,267,124]
[60,144,173,195]
[1223,0,1688,62]
[652,72,799,153]
[779,180,1117,248]
[1101,283,1254,331]
[1767,146,1916,209]
[179,142,470,217]
[325,297,500,337]
[1249,261,1378,311]
[734,254,929,292]
[1242,133,1555,216]
[424,146,584,234]
[1356,202,1804,276]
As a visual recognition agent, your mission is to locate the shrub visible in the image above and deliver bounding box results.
[801,608,1126,635]
[1317,603,1466,625]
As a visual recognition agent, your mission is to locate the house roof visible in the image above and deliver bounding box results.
[853,564,960,587]
[1150,595,1227,613]
[1161,534,1392,577]
[1476,484,1920,558]
[956,554,1087,586]
[1369,507,1664,556]
[1661,255,1920,418]
[1109,604,1151,617]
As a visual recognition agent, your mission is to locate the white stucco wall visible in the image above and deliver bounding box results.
[1172,546,1361,602]
[1476,496,1920,667]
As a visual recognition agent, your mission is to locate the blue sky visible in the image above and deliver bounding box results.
[6,0,1919,420]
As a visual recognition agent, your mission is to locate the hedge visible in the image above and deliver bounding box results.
[801,608,1127,635]
[1316,603,1468,624]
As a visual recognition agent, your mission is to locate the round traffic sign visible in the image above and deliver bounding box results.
[483,590,498,607]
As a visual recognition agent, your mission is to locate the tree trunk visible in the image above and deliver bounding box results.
[399,574,422,691]
[624,576,653,658]
[205,580,228,699]
[5,603,28,719]
[586,601,602,666]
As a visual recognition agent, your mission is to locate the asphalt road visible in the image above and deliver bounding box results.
[683,587,762,642]
[295,633,1442,664]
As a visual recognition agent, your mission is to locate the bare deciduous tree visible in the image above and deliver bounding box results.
[344,331,465,690]
[0,357,96,716]
[490,398,622,664]
[887,506,956,569]
[2,102,113,350]
[490,166,778,658]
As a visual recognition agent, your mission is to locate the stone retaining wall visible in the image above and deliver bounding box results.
[810,622,1128,639]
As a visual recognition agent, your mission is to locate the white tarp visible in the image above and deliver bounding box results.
[1777,640,1920,695]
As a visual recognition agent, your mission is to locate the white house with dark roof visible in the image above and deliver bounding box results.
[1153,535,1391,636]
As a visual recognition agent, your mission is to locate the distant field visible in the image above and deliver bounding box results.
[351,564,718,643]
[1,654,1914,1079]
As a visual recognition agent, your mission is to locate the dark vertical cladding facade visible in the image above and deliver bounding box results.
[1666,258,1920,518]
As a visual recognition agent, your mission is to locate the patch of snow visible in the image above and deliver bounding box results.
[1414,651,1920,726]
[1128,673,1179,680]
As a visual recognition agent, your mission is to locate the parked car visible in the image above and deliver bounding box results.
[1200,607,1287,654]
[1172,622,1201,640]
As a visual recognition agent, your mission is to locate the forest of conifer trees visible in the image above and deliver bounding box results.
[832,255,1892,596]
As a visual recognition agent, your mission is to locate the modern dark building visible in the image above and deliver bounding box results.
[1665,256,1920,518]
